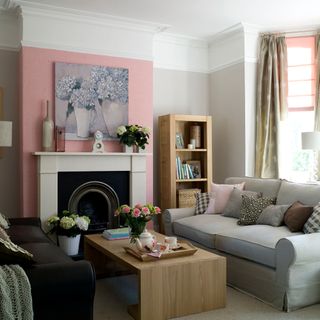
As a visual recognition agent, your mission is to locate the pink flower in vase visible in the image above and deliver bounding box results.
[132,208,141,218]
[154,206,161,214]
[135,203,143,209]
[121,205,131,214]
[141,207,150,215]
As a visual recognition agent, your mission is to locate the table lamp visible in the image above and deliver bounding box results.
[0,121,12,147]
[301,131,320,181]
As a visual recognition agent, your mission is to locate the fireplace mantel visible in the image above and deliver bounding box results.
[34,152,149,224]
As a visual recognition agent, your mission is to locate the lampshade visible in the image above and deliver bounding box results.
[301,131,320,150]
[0,121,12,147]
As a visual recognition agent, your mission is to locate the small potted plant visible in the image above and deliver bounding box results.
[116,125,150,152]
[47,210,90,256]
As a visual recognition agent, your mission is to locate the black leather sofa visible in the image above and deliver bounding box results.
[7,217,96,320]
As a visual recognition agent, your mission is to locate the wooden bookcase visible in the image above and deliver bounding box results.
[159,114,212,210]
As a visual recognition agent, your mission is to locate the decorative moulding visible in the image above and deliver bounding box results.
[10,0,169,60]
[0,9,20,51]
[153,32,209,73]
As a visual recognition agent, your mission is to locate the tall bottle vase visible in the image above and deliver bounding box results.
[42,100,54,151]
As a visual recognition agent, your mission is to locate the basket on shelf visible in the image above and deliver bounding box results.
[178,188,201,208]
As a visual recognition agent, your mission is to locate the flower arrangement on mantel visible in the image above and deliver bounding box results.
[116,125,150,150]
[114,204,161,242]
[47,210,90,237]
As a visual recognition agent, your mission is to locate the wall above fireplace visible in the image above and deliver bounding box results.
[34,152,149,228]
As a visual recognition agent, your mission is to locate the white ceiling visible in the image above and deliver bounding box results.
[10,0,320,38]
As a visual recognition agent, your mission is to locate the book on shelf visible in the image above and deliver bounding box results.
[102,227,129,240]
[175,156,195,180]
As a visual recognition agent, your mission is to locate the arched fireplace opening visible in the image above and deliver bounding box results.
[68,181,120,231]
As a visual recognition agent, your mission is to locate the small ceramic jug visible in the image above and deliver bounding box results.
[135,230,156,252]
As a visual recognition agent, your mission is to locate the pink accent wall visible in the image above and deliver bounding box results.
[20,46,153,217]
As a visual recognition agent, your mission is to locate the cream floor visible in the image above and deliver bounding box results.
[94,275,320,320]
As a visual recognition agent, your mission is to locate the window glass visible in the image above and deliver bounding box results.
[280,36,315,182]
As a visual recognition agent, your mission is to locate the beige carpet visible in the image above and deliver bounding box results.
[94,275,320,320]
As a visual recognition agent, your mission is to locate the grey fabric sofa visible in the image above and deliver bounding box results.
[163,177,320,311]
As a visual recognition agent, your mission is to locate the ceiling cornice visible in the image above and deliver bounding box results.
[15,0,170,34]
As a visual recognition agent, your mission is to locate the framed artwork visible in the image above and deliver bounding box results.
[175,133,184,149]
[186,160,201,178]
[55,62,129,140]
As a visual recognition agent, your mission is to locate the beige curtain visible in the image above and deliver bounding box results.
[255,35,288,178]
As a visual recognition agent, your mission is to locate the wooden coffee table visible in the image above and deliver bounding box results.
[84,232,226,320]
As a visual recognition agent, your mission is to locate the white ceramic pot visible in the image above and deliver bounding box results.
[74,107,91,138]
[123,145,133,153]
[101,99,128,138]
[58,234,81,256]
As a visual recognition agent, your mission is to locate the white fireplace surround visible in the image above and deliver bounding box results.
[34,152,148,226]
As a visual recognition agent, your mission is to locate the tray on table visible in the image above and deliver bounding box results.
[124,240,198,262]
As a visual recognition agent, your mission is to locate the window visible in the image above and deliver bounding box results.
[279,36,315,182]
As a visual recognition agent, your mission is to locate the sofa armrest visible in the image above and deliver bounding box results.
[277,233,320,266]
[163,208,195,235]
[25,261,95,320]
[9,217,41,227]
[276,233,320,286]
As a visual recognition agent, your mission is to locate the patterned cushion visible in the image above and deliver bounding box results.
[0,238,34,265]
[0,212,10,229]
[303,203,320,233]
[238,195,276,225]
[195,192,210,215]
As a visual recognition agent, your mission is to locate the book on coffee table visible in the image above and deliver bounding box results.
[102,227,129,240]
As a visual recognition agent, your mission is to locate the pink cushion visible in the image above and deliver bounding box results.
[210,182,245,213]
[204,197,216,214]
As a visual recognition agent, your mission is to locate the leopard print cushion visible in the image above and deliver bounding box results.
[238,194,276,225]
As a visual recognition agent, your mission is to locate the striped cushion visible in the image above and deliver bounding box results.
[303,203,320,233]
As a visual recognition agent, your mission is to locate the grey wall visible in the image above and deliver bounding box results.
[153,68,210,202]
[0,49,19,218]
[244,61,257,177]
[209,62,246,183]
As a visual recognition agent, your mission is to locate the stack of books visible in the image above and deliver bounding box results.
[176,156,194,179]
[102,227,129,240]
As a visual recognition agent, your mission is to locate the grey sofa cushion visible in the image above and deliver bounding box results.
[215,225,301,268]
[277,180,320,206]
[222,188,261,218]
[225,177,281,198]
[173,214,238,248]
[256,205,290,227]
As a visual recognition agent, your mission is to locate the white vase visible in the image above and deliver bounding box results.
[42,100,54,151]
[58,234,81,256]
[101,99,128,138]
[123,145,133,153]
[74,107,91,138]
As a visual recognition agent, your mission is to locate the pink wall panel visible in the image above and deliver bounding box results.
[20,46,153,217]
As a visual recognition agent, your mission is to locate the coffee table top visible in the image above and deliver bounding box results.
[84,231,224,272]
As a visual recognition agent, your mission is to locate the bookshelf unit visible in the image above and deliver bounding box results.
[159,114,212,210]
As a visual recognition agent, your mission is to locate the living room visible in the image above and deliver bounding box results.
[1,0,320,319]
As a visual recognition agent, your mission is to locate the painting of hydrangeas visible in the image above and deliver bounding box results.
[55,62,128,140]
